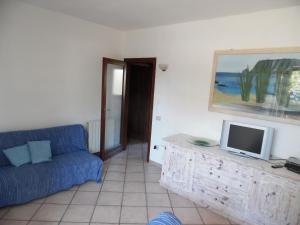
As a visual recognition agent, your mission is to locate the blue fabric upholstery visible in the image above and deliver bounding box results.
[0,124,88,166]
[28,140,52,164]
[147,212,182,225]
[0,125,103,207]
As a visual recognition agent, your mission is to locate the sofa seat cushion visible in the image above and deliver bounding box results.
[0,151,102,207]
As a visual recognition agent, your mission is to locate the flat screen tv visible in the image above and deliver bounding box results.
[220,121,274,160]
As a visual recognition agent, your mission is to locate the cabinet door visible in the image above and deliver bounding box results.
[161,143,194,192]
[246,172,300,225]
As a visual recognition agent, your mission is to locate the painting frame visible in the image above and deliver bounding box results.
[208,47,300,125]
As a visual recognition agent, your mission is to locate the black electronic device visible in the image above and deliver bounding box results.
[285,157,300,174]
[220,121,274,160]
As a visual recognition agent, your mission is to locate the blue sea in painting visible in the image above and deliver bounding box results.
[215,72,241,95]
[215,72,276,96]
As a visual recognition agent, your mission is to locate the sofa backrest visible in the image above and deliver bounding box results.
[0,124,88,166]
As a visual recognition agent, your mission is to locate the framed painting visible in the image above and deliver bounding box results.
[209,47,300,125]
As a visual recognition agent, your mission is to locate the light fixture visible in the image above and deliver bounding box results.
[159,64,168,72]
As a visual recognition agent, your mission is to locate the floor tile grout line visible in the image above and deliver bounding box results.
[56,184,80,225]
[0,219,30,222]
[141,142,149,223]
[38,164,105,224]
[25,200,46,225]
[195,207,206,225]
[89,161,109,225]
[166,184,204,224]
[166,189,175,216]
[0,206,11,220]
[118,144,129,225]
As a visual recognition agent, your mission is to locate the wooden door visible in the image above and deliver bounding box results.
[100,58,126,160]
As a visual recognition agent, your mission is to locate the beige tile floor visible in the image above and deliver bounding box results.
[0,142,243,225]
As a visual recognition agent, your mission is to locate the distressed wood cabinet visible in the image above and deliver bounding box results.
[160,134,300,225]
[246,172,300,225]
[162,143,194,192]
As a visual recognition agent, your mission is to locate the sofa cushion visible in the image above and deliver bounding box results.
[28,141,52,164]
[0,151,102,207]
[3,145,31,167]
[0,124,88,166]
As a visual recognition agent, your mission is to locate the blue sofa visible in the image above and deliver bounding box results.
[0,124,103,207]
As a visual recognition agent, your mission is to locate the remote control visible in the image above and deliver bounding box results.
[271,164,284,169]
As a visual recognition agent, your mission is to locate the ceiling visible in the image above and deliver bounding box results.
[18,0,300,30]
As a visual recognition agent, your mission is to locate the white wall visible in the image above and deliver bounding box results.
[124,6,300,163]
[0,0,124,132]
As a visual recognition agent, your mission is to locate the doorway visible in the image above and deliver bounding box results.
[100,57,156,162]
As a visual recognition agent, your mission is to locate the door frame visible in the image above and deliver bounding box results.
[100,57,126,160]
[123,58,157,162]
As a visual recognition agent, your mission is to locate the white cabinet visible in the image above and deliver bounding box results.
[161,134,300,225]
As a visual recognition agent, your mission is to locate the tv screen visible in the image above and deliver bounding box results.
[227,125,264,154]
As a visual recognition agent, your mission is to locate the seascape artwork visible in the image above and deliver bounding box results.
[209,48,300,124]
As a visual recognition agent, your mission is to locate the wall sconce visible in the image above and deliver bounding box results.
[159,64,168,72]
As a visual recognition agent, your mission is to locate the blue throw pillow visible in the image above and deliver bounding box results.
[3,145,31,167]
[28,140,52,164]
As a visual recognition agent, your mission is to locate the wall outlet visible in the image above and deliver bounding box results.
[153,145,166,150]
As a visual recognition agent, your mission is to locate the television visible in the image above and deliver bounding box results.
[220,120,274,160]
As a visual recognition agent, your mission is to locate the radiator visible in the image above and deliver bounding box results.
[88,120,100,153]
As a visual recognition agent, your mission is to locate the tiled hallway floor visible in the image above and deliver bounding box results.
[0,142,242,225]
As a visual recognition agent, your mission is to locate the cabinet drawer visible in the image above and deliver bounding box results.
[193,174,249,197]
[194,154,253,192]
[192,177,247,216]
[194,165,251,193]
[195,152,254,177]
